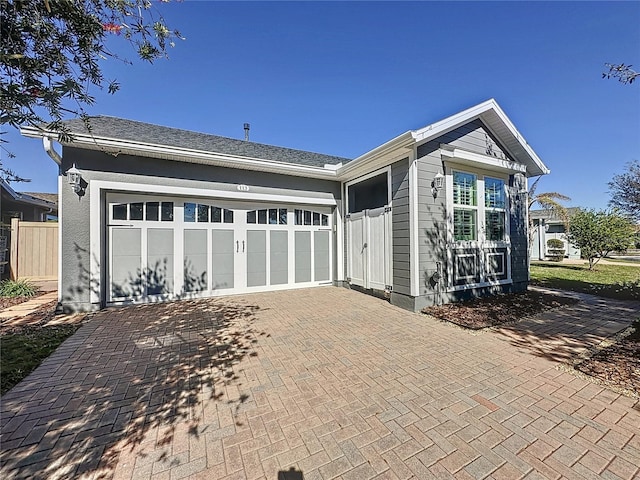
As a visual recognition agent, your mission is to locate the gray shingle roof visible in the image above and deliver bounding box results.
[61,116,351,168]
[22,192,58,205]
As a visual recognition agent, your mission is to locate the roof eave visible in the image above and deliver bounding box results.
[21,127,340,181]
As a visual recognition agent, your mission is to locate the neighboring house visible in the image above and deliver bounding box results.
[22,99,549,312]
[0,179,58,277]
[530,208,580,260]
[0,178,58,223]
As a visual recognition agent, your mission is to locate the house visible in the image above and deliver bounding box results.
[0,178,58,223]
[0,179,58,278]
[21,99,549,312]
[530,208,580,260]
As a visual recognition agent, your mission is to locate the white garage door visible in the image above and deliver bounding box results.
[107,194,333,304]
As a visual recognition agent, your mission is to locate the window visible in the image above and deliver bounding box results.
[453,172,477,241]
[484,177,505,241]
[184,203,232,223]
[293,209,328,227]
[246,208,287,225]
[451,172,507,242]
[112,201,174,222]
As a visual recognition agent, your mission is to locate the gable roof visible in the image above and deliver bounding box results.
[21,99,548,180]
[22,192,58,205]
[340,99,550,179]
[53,116,350,169]
[0,179,57,210]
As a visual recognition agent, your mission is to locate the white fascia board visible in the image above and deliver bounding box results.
[336,131,414,181]
[481,101,550,176]
[411,99,550,177]
[411,99,498,143]
[441,147,527,174]
[21,127,339,181]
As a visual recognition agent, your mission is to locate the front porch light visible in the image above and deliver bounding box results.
[67,164,83,195]
[431,172,445,198]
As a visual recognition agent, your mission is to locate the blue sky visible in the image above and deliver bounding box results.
[4,1,639,211]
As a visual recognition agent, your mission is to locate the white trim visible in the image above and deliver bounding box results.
[92,180,337,206]
[485,251,506,276]
[441,147,527,174]
[409,150,419,296]
[57,175,62,303]
[93,182,336,306]
[336,199,344,282]
[411,99,549,176]
[448,279,513,292]
[21,127,340,181]
[344,166,392,189]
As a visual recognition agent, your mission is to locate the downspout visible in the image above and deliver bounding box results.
[43,136,62,165]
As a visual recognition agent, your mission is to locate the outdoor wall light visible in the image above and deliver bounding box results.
[67,164,84,195]
[431,172,445,198]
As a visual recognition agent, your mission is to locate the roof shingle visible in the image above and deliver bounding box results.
[61,116,351,168]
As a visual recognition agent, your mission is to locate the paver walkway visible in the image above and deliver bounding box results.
[1,287,639,480]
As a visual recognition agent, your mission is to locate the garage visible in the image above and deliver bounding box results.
[107,193,333,304]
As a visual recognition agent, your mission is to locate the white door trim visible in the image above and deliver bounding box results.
[91,180,337,306]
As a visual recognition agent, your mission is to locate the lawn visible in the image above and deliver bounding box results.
[1,323,81,395]
[530,262,640,300]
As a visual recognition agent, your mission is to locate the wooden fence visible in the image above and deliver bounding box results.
[10,219,58,280]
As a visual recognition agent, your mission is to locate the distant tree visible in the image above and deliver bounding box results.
[603,63,639,85]
[527,176,571,252]
[608,160,640,221]
[0,0,183,180]
[566,209,635,270]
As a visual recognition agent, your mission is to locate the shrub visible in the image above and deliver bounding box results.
[546,239,565,262]
[0,279,39,298]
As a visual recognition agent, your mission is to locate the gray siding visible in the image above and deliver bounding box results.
[406,120,528,311]
[60,147,341,311]
[509,173,529,285]
[418,119,513,161]
[391,158,410,294]
[415,141,448,307]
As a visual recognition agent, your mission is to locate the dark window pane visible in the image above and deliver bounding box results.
[321,214,328,226]
[224,209,234,223]
[453,171,477,206]
[295,209,302,225]
[211,206,222,223]
[485,177,505,208]
[113,204,127,220]
[453,208,476,241]
[486,211,505,241]
[269,209,278,224]
[247,210,256,223]
[279,209,287,225]
[304,210,311,226]
[184,202,196,222]
[130,203,143,220]
[161,202,174,221]
[146,202,159,221]
[313,212,320,225]
[258,209,267,224]
[197,204,209,222]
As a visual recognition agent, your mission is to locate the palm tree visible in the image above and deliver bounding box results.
[527,176,571,255]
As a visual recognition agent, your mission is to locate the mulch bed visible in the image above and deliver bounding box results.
[422,290,578,330]
[0,294,43,310]
[571,321,640,398]
[0,300,82,336]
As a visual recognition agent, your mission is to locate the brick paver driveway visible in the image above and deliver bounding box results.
[1,287,639,479]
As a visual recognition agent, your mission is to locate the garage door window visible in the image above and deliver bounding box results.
[184,203,233,223]
[247,208,288,225]
[112,201,174,222]
[294,209,328,226]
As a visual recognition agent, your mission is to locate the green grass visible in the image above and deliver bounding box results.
[530,262,640,300]
[0,325,80,395]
